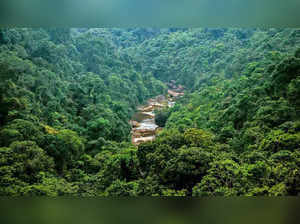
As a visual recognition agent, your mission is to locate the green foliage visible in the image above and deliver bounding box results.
[105,180,140,196]
[1,28,300,196]
[0,119,43,146]
[259,130,300,153]
[155,108,171,127]
[0,141,55,195]
[21,175,79,196]
[44,130,85,172]
[183,128,214,147]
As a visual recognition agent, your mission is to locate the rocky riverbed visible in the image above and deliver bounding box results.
[131,83,184,145]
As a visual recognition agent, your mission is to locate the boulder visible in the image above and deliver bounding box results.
[168,89,180,97]
[150,102,164,109]
[135,129,156,137]
[178,84,184,90]
[140,112,155,119]
[130,120,140,128]
[132,132,142,138]
[156,95,166,102]
[139,105,154,112]
[133,136,155,145]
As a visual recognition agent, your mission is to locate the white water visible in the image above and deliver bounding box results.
[136,118,158,131]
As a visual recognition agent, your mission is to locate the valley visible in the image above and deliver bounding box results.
[0,28,300,196]
[131,82,184,145]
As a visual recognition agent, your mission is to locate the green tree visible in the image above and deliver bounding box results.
[44,130,85,172]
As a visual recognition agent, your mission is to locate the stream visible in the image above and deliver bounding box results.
[130,84,184,145]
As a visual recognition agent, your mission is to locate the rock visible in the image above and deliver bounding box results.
[168,89,184,98]
[135,129,156,137]
[139,105,154,112]
[168,90,180,97]
[156,95,166,102]
[150,102,164,109]
[130,120,140,128]
[132,132,142,138]
[131,86,183,145]
[147,98,155,104]
[167,83,173,88]
[140,112,155,119]
[133,136,155,145]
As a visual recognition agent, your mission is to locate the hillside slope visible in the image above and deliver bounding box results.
[0,28,300,196]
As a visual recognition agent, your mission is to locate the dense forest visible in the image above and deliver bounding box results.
[0,28,300,196]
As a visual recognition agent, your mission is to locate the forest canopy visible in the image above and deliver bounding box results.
[0,28,300,196]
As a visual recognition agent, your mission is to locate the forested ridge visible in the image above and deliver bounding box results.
[0,28,300,196]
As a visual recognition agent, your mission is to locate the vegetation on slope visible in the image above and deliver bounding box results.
[0,28,300,196]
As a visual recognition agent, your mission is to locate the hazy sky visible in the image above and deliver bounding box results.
[1,0,300,26]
